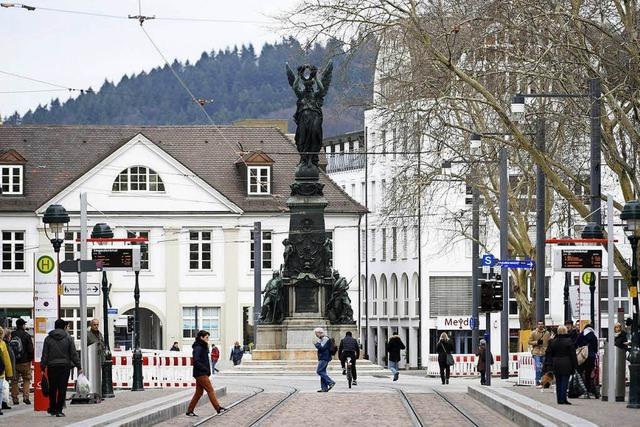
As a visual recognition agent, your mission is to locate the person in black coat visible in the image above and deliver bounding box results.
[386,331,405,382]
[185,330,226,417]
[546,326,578,404]
[575,324,599,398]
[614,322,629,351]
[436,332,454,385]
[41,319,81,417]
[475,339,493,385]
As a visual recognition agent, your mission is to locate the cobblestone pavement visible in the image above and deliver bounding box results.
[512,385,638,427]
[154,393,249,427]
[437,392,518,427]
[1,388,186,427]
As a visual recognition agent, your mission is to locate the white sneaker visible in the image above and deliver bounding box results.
[536,385,543,389]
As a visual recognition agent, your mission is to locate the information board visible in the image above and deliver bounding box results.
[91,245,140,271]
[553,247,603,272]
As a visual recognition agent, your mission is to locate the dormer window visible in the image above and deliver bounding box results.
[236,150,274,196]
[248,166,270,195]
[112,166,165,192]
[1,165,23,195]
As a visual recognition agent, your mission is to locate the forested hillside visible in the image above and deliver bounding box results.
[3,37,375,136]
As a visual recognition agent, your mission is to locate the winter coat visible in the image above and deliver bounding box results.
[191,338,210,377]
[12,327,34,363]
[386,336,406,363]
[436,339,454,365]
[338,335,359,359]
[211,346,220,361]
[475,345,493,371]
[87,328,105,359]
[615,330,629,351]
[0,341,14,378]
[567,328,578,346]
[41,328,81,369]
[3,337,16,379]
[230,346,244,363]
[546,334,578,376]
[576,327,598,361]
[529,328,551,356]
[315,336,332,362]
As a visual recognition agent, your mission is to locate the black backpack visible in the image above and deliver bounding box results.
[10,335,24,360]
[329,337,338,356]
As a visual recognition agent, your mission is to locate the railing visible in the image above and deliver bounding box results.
[426,352,525,380]
[326,152,365,173]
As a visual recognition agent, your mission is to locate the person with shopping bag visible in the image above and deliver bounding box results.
[41,319,81,417]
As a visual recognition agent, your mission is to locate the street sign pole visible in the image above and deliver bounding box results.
[253,222,261,349]
[79,192,88,381]
[607,195,616,401]
[499,145,509,379]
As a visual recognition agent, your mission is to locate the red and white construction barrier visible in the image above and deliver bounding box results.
[426,352,527,380]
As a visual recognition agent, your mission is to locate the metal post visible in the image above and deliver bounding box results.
[606,196,615,402]
[627,234,640,408]
[535,119,546,323]
[485,312,491,386]
[364,128,369,359]
[253,222,262,348]
[417,143,422,368]
[590,274,596,327]
[79,193,88,375]
[131,269,143,391]
[564,205,572,323]
[471,166,480,347]
[499,145,509,379]
[589,78,602,225]
[101,271,114,398]
[56,251,62,318]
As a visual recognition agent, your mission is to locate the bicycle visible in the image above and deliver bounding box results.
[345,355,353,388]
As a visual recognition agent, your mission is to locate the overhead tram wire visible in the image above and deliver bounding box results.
[136,22,248,168]
[1,3,270,24]
[0,69,91,93]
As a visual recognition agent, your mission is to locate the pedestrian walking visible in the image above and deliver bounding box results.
[0,326,15,415]
[386,330,405,381]
[9,318,33,406]
[40,319,82,417]
[170,342,180,351]
[210,342,220,375]
[546,325,578,405]
[436,332,454,385]
[529,321,550,387]
[230,341,244,366]
[338,331,359,386]
[576,323,600,398]
[185,330,226,417]
[313,327,335,392]
[475,339,493,385]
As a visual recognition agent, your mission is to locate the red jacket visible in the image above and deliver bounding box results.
[211,346,220,361]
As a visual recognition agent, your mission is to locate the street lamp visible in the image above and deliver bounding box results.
[581,223,604,327]
[620,199,640,408]
[510,94,526,115]
[90,223,115,398]
[43,204,70,317]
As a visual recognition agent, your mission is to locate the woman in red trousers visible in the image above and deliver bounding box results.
[185,330,226,417]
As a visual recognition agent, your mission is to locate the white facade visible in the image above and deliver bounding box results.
[324,111,633,369]
[1,131,361,354]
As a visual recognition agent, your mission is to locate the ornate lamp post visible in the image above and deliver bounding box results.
[42,204,70,317]
[132,265,143,391]
[90,223,115,398]
[581,222,604,327]
[621,200,640,408]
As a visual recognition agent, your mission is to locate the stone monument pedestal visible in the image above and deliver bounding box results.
[253,317,355,361]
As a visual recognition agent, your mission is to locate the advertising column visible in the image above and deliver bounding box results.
[33,253,59,412]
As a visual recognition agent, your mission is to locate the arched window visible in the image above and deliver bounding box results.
[412,273,420,317]
[401,273,409,316]
[370,275,378,316]
[112,166,165,192]
[380,274,388,316]
[391,274,398,316]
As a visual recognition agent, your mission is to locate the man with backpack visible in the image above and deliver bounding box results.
[338,331,359,386]
[313,327,335,392]
[10,318,33,405]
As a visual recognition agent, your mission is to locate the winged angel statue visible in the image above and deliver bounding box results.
[286,61,333,167]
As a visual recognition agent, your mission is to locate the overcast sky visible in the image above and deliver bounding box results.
[0,0,299,118]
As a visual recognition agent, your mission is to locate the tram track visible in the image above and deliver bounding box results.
[192,385,298,427]
[431,388,480,427]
